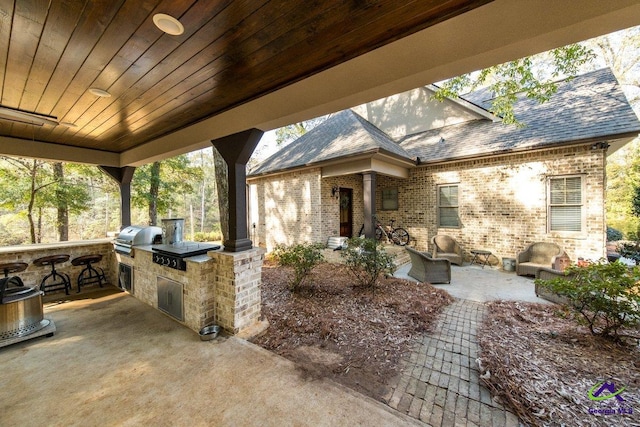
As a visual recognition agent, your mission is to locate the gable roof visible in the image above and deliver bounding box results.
[401,68,640,163]
[249,110,412,176]
[250,68,640,176]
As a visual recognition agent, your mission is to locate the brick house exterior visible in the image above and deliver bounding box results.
[247,69,640,265]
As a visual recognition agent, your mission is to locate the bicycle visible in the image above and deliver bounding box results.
[359,219,410,246]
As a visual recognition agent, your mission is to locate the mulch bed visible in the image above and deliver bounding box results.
[478,300,640,427]
[251,261,453,399]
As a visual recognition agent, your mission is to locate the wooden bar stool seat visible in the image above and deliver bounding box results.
[33,255,71,295]
[71,254,106,293]
[0,262,28,278]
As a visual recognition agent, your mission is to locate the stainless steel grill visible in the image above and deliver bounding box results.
[114,225,162,256]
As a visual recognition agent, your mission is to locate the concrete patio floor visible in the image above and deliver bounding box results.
[394,262,552,304]
[1,288,422,427]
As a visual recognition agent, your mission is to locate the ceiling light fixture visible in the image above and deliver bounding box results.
[89,88,111,97]
[153,13,184,35]
[0,106,59,126]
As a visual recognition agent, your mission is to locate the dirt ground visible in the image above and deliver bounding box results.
[253,261,640,426]
[478,301,640,427]
[251,261,453,400]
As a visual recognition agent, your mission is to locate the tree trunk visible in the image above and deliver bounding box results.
[148,161,161,225]
[53,162,69,241]
[37,207,43,243]
[27,160,37,244]
[200,150,206,233]
[211,146,229,242]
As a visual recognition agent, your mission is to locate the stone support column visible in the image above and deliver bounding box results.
[208,248,265,334]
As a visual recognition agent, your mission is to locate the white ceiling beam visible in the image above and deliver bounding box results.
[0,136,119,166]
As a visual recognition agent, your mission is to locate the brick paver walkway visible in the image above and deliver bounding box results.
[384,299,520,426]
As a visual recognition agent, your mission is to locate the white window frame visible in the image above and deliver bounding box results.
[547,174,585,235]
[437,184,460,228]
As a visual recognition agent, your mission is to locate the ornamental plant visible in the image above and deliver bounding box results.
[271,243,325,292]
[536,260,640,341]
[341,237,395,292]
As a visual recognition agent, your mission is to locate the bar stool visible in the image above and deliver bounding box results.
[0,262,28,278]
[71,254,107,293]
[33,255,71,295]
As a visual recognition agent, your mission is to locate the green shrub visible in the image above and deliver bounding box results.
[606,226,623,242]
[341,238,395,291]
[272,243,325,292]
[192,229,222,242]
[536,260,640,340]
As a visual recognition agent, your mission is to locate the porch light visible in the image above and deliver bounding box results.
[331,186,340,198]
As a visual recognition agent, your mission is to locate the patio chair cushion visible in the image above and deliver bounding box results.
[431,235,464,266]
[406,247,451,284]
[516,242,565,276]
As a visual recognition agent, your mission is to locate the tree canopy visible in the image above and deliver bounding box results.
[433,44,595,124]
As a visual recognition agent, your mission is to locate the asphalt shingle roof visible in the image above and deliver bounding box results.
[250,110,411,176]
[250,68,640,175]
[400,68,640,162]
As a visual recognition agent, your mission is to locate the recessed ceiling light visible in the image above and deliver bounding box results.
[153,13,184,35]
[89,88,111,97]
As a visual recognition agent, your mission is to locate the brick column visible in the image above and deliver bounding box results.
[208,247,265,334]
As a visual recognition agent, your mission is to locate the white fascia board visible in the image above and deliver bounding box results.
[322,156,409,179]
[0,136,119,166]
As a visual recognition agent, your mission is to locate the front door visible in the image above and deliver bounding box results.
[339,188,353,237]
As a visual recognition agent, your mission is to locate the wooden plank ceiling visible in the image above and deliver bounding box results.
[0,0,490,155]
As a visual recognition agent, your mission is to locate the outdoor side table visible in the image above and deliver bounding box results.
[470,249,492,268]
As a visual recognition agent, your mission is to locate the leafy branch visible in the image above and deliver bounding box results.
[433,44,595,125]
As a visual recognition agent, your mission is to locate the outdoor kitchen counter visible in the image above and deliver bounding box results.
[117,244,264,336]
[0,239,115,291]
[0,238,113,254]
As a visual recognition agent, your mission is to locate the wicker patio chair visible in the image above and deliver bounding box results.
[406,247,451,284]
[516,242,565,277]
[431,235,464,266]
[534,267,573,305]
